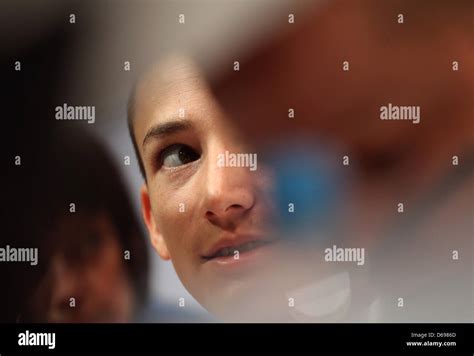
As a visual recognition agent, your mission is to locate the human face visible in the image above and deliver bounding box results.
[133,57,286,319]
[31,212,134,323]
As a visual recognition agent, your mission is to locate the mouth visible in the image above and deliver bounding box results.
[202,239,272,261]
[203,240,269,260]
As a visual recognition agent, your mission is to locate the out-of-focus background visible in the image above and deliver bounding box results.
[2,0,315,321]
[1,0,472,322]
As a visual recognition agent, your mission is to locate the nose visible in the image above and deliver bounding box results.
[203,149,256,230]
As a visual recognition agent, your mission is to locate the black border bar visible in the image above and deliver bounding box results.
[0,323,472,354]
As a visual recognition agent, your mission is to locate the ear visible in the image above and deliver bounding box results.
[141,184,171,260]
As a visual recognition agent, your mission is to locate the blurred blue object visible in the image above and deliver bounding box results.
[264,139,347,244]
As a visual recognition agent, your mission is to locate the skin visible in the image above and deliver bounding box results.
[132,57,313,320]
[133,0,473,321]
[30,212,134,323]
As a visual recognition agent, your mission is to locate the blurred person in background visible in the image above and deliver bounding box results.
[1,0,212,323]
[13,128,150,323]
[1,2,152,321]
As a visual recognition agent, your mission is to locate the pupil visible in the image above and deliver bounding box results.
[179,147,194,163]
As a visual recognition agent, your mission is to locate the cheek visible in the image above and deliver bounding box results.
[86,237,128,295]
[152,180,202,259]
[153,181,206,290]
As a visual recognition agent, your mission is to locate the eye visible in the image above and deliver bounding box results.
[160,144,200,168]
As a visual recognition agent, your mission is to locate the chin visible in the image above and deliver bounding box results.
[197,276,289,322]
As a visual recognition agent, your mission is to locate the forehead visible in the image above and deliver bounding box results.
[134,57,209,122]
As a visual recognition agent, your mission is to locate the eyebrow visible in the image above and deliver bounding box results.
[142,119,193,148]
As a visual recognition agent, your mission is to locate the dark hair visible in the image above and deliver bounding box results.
[47,128,149,300]
[2,127,150,321]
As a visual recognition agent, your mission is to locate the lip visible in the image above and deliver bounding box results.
[202,235,276,265]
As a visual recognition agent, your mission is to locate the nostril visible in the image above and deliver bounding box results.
[225,204,243,212]
[205,211,216,219]
[205,204,242,220]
